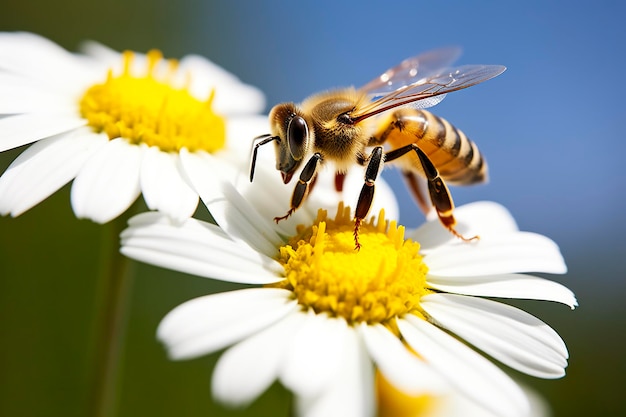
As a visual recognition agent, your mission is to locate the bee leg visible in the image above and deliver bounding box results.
[385,144,478,242]
[274,153,322,223]
[308,173,319,194]
[354,146,384,250]
[334,171,346,192]
[402,170,432,216]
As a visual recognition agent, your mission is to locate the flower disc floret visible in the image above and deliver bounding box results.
[274,204,430,324]
[79,50,225,153]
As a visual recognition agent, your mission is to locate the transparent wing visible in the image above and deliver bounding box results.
[360,47,462,96]
[352,63,506,123]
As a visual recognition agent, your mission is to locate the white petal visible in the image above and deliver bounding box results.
[79,46,151,79]
[221,115,269,156]
[120,212,284,284]
[0,32,101,90]
[157,288,297,360]
[177,54,266,115]
[0,73,72,113]
[398,315,529,417]
[411,201,519,253]
[178,54,240,83]
[422,294,569,378]
[212,80,266,116]
[359,323,446,395]
[424,232,567,276]
[0,128,106,216]
[280,314,349,397]
[79,40,120,65]
[0,113,86,152]
[139,147,198,223]
[424,391,512,417]
[180,149,284,256]
[295,326,375,417]
[230,157,318,236]
[71,138,143,223]
[212,311,305,407]
[428,273,578,309]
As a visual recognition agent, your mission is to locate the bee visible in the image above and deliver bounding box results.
[250,47,505,249]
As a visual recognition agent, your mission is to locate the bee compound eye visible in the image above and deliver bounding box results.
[287,115,308,160]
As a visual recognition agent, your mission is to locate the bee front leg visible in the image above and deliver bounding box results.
[385,144,478,242]
[354,146,384,250]
[274,153,322,223]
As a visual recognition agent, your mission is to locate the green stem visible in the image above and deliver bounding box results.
[88,209,137,417]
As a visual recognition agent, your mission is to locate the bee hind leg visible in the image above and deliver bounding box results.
[274,153,322,223]
[386,144,478,242]
[402,170,432,217]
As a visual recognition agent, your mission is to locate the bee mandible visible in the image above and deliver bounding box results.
[250,48,506,249]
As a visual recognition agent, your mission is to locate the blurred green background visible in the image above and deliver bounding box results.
[1,0,625,416]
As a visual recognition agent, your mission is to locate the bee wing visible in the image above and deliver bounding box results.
[353,62,506,123]
[360,47,463,95]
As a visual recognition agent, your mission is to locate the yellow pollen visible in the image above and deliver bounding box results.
[79,50,226,153]
[271,203,431,325]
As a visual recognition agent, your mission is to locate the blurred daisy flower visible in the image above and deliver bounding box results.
[0,31,265,223]
[120,166,576,417]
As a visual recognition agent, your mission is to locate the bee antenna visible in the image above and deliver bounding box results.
[250,135,279,182]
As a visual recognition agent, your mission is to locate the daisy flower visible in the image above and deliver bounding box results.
[0,31,265,223]
[120,164,576,417]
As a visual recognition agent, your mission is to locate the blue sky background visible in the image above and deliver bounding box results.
[1,1,625,416]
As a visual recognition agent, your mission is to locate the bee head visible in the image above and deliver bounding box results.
[269,103,311,184]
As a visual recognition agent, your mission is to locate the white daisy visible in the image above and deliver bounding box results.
[120,162,576,417]
[0,31,265,223]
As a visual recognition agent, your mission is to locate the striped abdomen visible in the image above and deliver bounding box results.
[374,108,487,185]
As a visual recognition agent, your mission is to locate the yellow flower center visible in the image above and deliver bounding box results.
[79,50,226,153]
[272,203,430,325]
